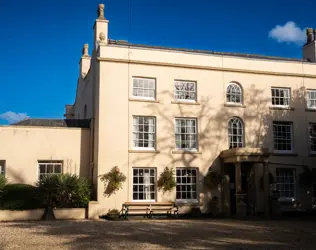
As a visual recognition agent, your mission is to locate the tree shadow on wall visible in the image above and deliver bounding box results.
[128,84,310,213]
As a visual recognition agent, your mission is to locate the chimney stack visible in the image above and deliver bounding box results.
[93,3,109,50]
[303,28,316,62]
[79,44,91,78]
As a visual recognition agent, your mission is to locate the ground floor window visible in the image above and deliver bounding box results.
[176,168,197,200]
[133,168,156,201]
[276,168,295,198]
[0,160,5,176]
[38,161,62,180]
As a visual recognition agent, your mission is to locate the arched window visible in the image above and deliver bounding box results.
[84,105,87,119]
[226,82,242,104]
[228,117,244,148]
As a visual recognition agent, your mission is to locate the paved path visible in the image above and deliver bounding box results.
[1,219,316,249]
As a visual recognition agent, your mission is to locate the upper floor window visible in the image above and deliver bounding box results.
[226,82,242,104]
[309,123,316,153]
[133,116,156,150]
[38,161,62,180]
[132,77,156,100]
[306,89,316,109]
[273,122,293,152]
[271,87,290,107]
[228,117,244,148]
[175,118,198,150]
[174,80,196,101]
[0,160,5,176]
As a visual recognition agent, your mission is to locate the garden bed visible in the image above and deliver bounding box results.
[0,209,45,221]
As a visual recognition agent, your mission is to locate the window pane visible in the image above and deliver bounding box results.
[271,88,290,106]
[133,116,155,149]
[176,168,197,200]
[132,78,156,99]
[175,118,197,150]
[133,168,156,201]
[174,81,196,101]
[273,122,292,152]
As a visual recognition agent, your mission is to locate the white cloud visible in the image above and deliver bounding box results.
[269,21,306,45]
[0,111,29,124]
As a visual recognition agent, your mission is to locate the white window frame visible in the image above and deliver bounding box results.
[132,168,156,202]
[132,116,156,151]
[226,82,242,104]
[309,123,316,154]
[176,168,198,203]
[37,161,63,180]
[271,87,290,108]
[306,89,316,110]
[0,160,5,176]
[228,117,244,148]
[276,168,296,199]
[132,77,156,100]
[175,118,198,151]
[273,122,293,153]
[174,80,197,102]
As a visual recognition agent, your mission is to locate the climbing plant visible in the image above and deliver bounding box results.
[157,167,176,193]
[100,166,126,196]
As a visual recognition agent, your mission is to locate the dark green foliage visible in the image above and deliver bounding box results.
[299,166,314,187]
[203,170,224,190]
[0,175,7,202]
[37,174,91,208]
[1,184,42,210]
[157,167,176,193]
[100,166,127,196]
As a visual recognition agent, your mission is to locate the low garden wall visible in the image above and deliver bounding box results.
[0,209,45,221]
[53,208,86,220]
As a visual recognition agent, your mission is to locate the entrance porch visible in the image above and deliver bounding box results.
[220,148,270,217]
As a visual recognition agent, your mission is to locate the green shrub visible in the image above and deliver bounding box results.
[2,184,42,210]
[0,175,7,204]
[37,174,91,208]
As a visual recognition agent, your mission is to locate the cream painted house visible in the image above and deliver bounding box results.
[2,3,316,218]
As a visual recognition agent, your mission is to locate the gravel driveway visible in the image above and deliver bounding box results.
[1,218,316,249]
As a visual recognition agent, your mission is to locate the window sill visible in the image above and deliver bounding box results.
[129,98,159,103]
[272,152,298,156]
[305,108,316,112]
[172,150,202,154]
[129,149,160,153]
[171,101,200,105]
[224,103,246,108]
[269,106,295,111]
[175,200,199,206]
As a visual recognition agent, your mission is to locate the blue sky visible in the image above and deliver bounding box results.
[1,0,315,125]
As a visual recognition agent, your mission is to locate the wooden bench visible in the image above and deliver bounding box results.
[121,202,178,219]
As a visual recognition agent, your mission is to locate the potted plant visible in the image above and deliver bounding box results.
[106,209,121,220]
[100,166,127,196]
[157,167,176,193]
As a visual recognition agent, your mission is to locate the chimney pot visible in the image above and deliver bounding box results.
[82,44,89,57]
[98,4,105,19]
[306,28,313,43]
